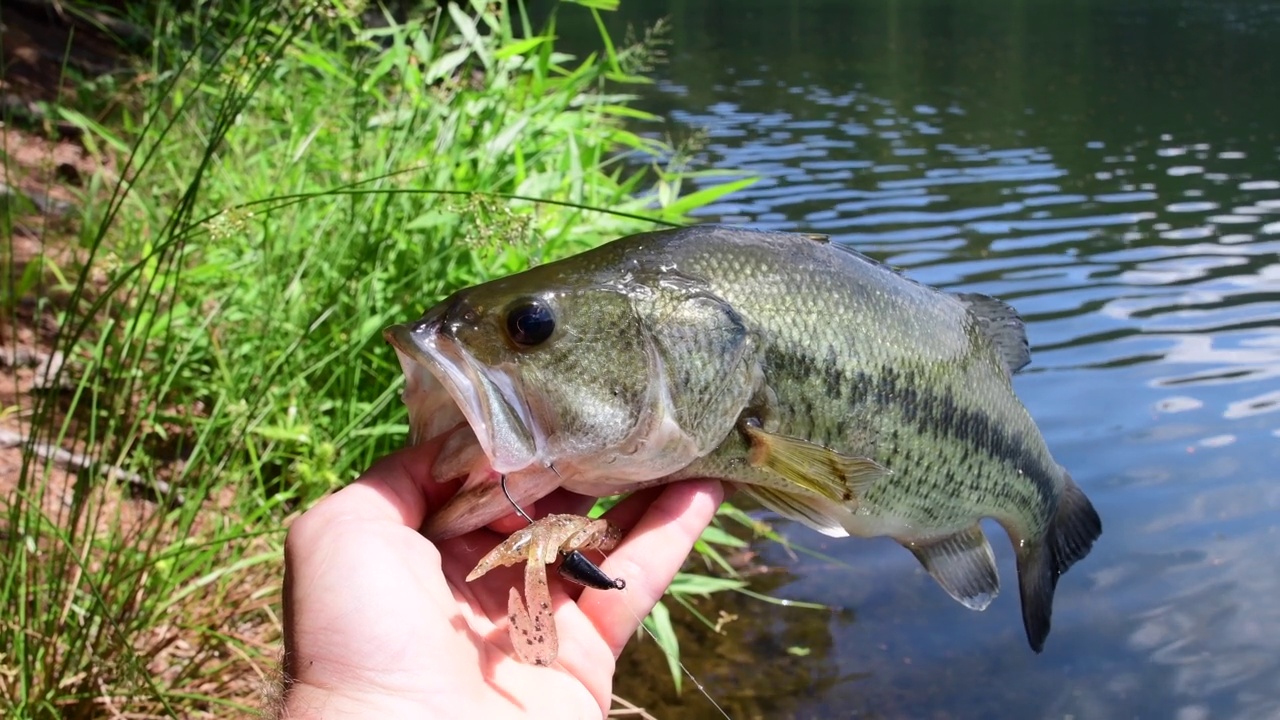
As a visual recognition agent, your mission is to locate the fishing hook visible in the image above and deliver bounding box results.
[499,473,535,524]
[498,469,626,591]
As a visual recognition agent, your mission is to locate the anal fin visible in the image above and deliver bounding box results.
[905,524,1000,611]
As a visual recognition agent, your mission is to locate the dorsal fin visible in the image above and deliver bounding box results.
[954,292,1031,375]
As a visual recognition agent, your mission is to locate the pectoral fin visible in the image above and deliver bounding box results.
[904,524,1000,611]
[742,422,887,503]
[739,484,853,538]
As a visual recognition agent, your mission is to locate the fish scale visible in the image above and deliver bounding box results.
[680,247,1052,532]
[386,224,1102,653]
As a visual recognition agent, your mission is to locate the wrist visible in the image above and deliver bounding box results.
[280,682,434,719]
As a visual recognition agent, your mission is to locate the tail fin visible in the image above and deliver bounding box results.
[1015,470,1102,652]
[1050,473,1103,576]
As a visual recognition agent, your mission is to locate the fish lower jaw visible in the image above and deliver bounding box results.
[422,465,565,540]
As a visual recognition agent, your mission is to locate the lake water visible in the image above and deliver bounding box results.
[559,2,1280,718]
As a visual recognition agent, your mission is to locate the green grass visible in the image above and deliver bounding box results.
[1,1,760,716]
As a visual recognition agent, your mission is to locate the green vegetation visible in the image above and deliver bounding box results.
[1,1,757,716]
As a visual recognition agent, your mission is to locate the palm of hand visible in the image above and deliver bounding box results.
[282,443,722,719]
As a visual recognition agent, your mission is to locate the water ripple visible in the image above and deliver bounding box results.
[615,5,1280,714]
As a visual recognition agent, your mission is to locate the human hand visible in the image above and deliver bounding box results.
[280,440,724,719]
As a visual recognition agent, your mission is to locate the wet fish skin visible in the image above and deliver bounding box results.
[385,225,1102,652]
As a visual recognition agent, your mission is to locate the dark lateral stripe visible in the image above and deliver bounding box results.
[857,366,1057,512]
[769,348,1057,513]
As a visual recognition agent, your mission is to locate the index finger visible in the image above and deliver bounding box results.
[575,479,725,657]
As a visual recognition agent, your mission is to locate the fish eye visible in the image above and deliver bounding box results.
[505,299,556,347]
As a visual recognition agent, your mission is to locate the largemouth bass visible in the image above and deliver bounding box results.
[384,225,1101,655]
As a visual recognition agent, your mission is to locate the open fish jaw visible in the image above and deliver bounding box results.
[384,322,568,539]
[392,345,466,448]
[385,320,543,475]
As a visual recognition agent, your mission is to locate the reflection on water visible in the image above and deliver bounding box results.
[557,0,1280,717]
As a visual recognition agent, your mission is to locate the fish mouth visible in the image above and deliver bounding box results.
[383,318,540,475]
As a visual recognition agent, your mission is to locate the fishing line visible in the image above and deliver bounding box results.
[609,567,734,720]
[575,476,731,719]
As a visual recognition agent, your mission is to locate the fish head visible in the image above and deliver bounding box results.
[384,264,683,537]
